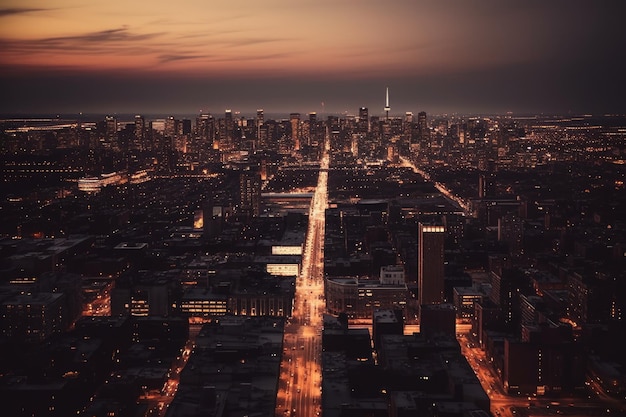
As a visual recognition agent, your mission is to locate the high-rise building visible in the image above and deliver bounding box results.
[164,116,177,138]
[358,107,369,133]
[259,120,277,150]
[220,109,234,150]
[403,112,414,149]
[308,112,317,146]
[418,223,445,311]
[259,124,269,150]
[381,119,392,143]
[290,113,301,150]
[105,115,118,149]
[256,109,264,145]
[134,115,145,150]
[370,116,381,139]
[417,111,429,147]
[180,119,191,135]
[196,114,213,144]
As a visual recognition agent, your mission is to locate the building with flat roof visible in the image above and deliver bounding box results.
[418,223,445,315]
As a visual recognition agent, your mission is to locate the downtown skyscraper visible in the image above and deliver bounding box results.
[418,223,445,312]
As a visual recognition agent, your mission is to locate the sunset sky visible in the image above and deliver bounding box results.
[1,0,624,115]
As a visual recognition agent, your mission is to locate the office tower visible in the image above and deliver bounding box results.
[384,87,391,120]
[381,119,392,143]
[216,118,225,150]
[180,119,192,135]
[308,112,317,146]
[105,115,118,149]
[134,115,145,150]
[196,113,214,145]
[418,223,445,310]
[240,171,261,217]
[404,112,414,137]
[164,116,177,138]
[220,109,233,150]
[404,111,414,131]
[259,120,277,150]
[225,109,233,127]
[403,112,414,148]
[327,115,340,151]
[358,107,369,133]
[369,116,381,140]
[300,119,310,148]
[290,113,301,151]
[256,109,264,145]
[224,109,235,149]
[417,111,429,147]
[327,115,339,131]
[489,268,527,325]
[259,124,269,150]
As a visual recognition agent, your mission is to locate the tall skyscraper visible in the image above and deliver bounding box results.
[134,115,145,150]
[290,113,301,151]
[219,109,234,150]
[370,116,381,140]
[256,109,264,145]
[417,111,429,147]
[164,116,177,138]
[196,113,214,147]
[358,107,369,133]
[356,107,370,134]
[418,223,445,311]
[384,87,391,120]
[308,112,317,146]
[180,119,191,135]
[105,115,118,149]
[403,112,414,146]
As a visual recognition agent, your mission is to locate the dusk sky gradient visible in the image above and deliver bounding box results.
[1,0,625,116]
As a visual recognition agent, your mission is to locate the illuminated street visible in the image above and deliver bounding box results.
[276,133,330,417]
[457,334,625,417]
[398,156,471,215]
[138,324,201,417]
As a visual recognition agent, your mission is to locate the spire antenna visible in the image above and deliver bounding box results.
[384,87,391,120]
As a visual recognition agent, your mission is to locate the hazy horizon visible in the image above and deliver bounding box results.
[2,1,625,115]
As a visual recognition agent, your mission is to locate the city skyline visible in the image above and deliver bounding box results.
[1,0,626,115]
[2,98,626,416]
